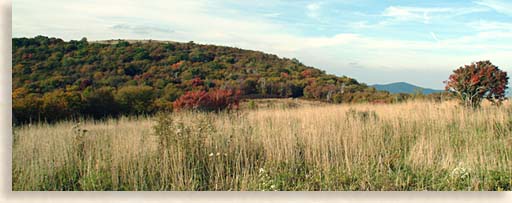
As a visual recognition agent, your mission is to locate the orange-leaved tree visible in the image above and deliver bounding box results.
[445,60,508,108]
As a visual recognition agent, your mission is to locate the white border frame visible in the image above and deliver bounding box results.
[1,0,511,202]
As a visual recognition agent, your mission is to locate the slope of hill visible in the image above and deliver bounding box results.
[372,82,444,95]
[12,36,396,123]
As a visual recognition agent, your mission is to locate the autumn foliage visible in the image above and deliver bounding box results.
[445,61,508,108]
[12,36,405,123]
[173,89,240,111]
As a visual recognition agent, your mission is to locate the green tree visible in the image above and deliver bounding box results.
[40,90,83,122]
[82,87,120,119]
[115,86,155,114]
[13,94,42,124]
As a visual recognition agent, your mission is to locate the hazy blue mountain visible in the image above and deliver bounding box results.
[371,82,444,94]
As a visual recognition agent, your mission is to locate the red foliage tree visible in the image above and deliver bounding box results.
[301,69,313,78]
[173,89,240,111]
[444,60,508,108]
[303,82,338,101]
[190,77,204,87]
[171,61,184,70]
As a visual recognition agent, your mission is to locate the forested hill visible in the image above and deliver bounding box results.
[12,36,395,123]
[372,82,444,95]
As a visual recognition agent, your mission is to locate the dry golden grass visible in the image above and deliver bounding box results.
[12,100,512,191]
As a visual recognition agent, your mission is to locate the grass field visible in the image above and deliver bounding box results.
[12,100,512,191]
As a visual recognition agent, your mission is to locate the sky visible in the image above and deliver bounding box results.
[12,0,512,89]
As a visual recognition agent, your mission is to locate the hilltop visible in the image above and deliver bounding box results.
[12,36,396,123]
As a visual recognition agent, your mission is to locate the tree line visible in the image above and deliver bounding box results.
[13,36,444,123]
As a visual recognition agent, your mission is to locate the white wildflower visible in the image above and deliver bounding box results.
[259,168,265,174]
[209,153,214,157]
[451,164,470,180]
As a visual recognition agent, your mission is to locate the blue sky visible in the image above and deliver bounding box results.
[13,0,512,89]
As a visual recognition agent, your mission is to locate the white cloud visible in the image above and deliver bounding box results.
[382,6,451,24]
[306,2,322,19]
[430,32,440,42]
[476,0,512,16]
[349,5,487,30]
[467,20,512,32]
[381,5,487,24]
[263,12,281,18]
[111,24,174,35]
[349,21,371,29]
[304,33,360,47]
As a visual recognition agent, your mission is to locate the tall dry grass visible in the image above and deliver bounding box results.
[12,100,512,190]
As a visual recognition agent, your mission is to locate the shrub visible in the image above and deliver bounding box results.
[173,89,240,112]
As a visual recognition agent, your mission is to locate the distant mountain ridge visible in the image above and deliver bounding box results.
[371,82,444,95]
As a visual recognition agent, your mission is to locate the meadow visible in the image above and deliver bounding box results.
[12,100,512,191]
